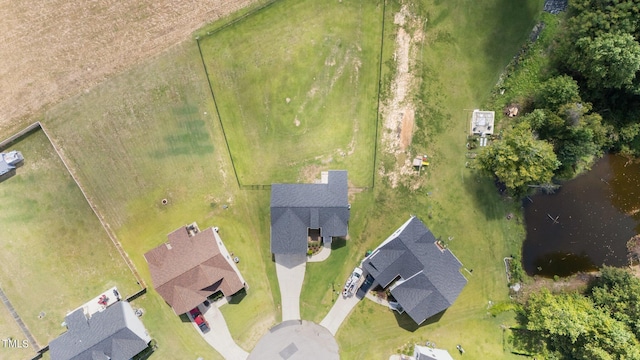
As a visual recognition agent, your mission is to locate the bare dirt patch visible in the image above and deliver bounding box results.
[0,0,258,133]
[379,4,425,188]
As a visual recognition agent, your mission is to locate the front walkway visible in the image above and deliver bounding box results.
[274,253,307,321]
[319,294,361,335]
[307,241,331,262]
[190,304,249,360]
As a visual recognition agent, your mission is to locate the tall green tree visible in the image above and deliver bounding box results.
[518,289,640,359]
[590,267,640,339]
[568,32,640,91]
[537,75,582,112]
[476,122,559,196]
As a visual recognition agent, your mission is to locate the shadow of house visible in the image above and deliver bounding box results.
[144,223,247,315]
[270,170,350,256]
[49,301,151,360]
[0,150,23,183]
[362,216,467,326]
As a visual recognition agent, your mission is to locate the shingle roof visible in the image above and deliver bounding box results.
[49,301,150,360]
[0,151,23,176]
[144,227,245,315]
[362,216,467,324]
[270,171,350,254]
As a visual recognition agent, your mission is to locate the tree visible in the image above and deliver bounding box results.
[476,122,559,196]
[590,267,640,339]
[517,289,640,360]
[537,75,582,112]
[568,33,640,90]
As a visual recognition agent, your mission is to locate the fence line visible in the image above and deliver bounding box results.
[371,0,388,189]
[0,285,40,352]
[39,123,146,291]
[0,122,41,150]
[199,0,279,39]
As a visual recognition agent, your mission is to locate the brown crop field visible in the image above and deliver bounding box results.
[0,0,258,134]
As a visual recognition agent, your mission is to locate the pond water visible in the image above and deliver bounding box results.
[522,154,640,277]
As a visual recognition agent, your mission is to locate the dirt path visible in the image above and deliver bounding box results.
[0,0,258,133]
[379,4,425,188]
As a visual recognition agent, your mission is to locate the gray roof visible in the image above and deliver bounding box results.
[49,301,150,360]
[0,151,23,176]
[270,171,349,254]
[362,217,467,324]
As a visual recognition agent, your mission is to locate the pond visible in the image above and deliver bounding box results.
[522,154,640,277]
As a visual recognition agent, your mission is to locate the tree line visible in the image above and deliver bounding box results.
[477,0,640,196]
[513,267,640,359]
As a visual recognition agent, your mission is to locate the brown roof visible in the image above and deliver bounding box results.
[144,227,244,315]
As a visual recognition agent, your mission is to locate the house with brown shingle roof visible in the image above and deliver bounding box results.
[144,223,246,315]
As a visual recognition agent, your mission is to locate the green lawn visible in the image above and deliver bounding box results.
[0,131,140,346]
[43,40,279,359]
[303,0,542,358]
[200,0,383,186]
[0,306,35,360]
[10,0,547,358]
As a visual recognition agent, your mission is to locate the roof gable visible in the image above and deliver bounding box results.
[270,171,350,254]
[49,302,150,360]
[363,217,467,324]
[144,227,245,314]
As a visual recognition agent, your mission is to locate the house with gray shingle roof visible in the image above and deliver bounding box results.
[270,170,350,255]
[362,216,467,325]
[49,301,151,360]
[0,150,23,181]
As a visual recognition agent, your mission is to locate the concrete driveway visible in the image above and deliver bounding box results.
[190,304,249,360]
[274,253,307,321]
[319,293,361,335]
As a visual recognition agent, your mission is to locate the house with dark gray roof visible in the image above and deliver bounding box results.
[49,301,151,360]
[362,216,467,325]
[270,171,350,255]
[0,150,23,181]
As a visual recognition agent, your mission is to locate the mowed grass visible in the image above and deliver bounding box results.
[0,306,35,360]
[18,0,545,358]
[0,131,140,346]
[43,41,279,358]
[300,0,542,358]
[200,0,383,186]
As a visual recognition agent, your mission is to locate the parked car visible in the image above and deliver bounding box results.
[342,267,364,297]
[189,307,210,333]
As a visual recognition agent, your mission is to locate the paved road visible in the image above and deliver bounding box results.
[191,304,248,360]
[274,253,307,321]
[319,293,361,335]
[248,320,339,360]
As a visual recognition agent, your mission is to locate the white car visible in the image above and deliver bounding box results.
[342,267,364,297]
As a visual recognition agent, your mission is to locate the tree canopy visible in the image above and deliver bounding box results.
[514,267,640,359]
[476,122,559,196]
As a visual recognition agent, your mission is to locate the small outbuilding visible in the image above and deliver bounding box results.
[470,110,495,136]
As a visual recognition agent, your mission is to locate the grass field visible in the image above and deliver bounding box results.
[0,306,34,360]
[0,131,140,346]
[200,0,383,186]
[0,0,548,358]
[43,41,279,359]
